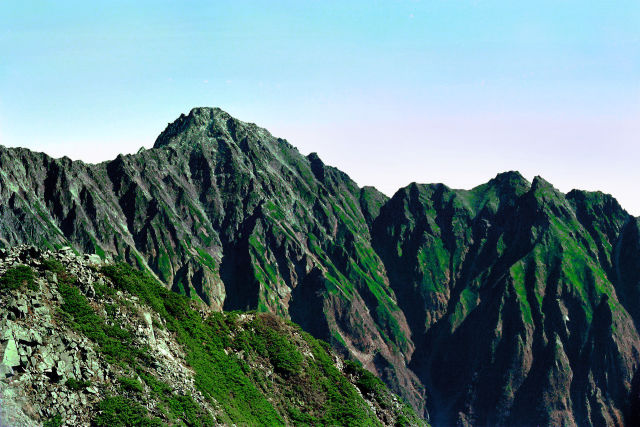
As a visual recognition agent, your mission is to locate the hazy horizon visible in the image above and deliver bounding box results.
[2,1,638,214]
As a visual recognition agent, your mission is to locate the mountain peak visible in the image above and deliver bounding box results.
[492,170,527,183]
[531,175,554,190]
[153,107,262,149]
[486,170,530,192]
[186,106,234,124]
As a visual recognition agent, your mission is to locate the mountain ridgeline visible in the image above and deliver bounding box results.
[1,107,639,425]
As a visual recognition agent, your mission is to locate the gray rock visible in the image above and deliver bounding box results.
[1,337,20,368]
[0,364,14,378]
[45,271,58,284]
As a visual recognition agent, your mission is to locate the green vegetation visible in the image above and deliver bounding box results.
[0,265,37,291]
[46,258,213,425]
[510,262,533,324]
[57,272,142,365]
[118,376,144,394]
[416,243,449,294]
[65,378,91,391]
[89,235,106,259]
[249,233,280,287]
[42,414,63,427]
[233,315,304,376]
[265,200,286,221]
[343,359,417,425]
[195,248,217,272]
[102,263,283,425]
[344,360,386,401]
[100,263,412,426]
[137,371,213,426]
[156,250,172,282]
[449,287,479,331]
[93,396,162,427]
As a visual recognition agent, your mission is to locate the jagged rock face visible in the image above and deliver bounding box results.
[0,107,423,413]
[1,107,640,424]
[0,247,213,426]
[372,173,640,426]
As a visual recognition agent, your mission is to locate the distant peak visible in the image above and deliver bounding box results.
[190,106,222,114]
[486,171,530,190]
[566,189,629,220]
[493,170,526,182]
[529,176,568,207]
[464,171,530,202]
[531,175,555,191]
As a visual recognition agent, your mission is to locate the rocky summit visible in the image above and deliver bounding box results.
[0,107,639,425]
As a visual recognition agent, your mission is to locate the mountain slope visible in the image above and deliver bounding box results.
[0,246,423,426]
[1,107,640,424]
[0,107,424,412]
[371,173,640,425]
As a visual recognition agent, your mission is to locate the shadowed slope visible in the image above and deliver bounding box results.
[372,173,640,425]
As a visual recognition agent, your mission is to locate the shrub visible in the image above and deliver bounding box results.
[344,359,388,407]
[0,265,37,291]
[118,376,144,394]
[245,315,304,376]
[65,378,91,391]
[42,414,63,427]
[100,263,403,426]
[57,277,141,365]
[42,258,73,283]
[137,371,215,426]
[93,396,161,426]
[103,263,283,425]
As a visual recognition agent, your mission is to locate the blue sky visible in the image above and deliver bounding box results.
[1,1,639,213]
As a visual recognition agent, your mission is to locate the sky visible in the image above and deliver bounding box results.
[1,1,639,214]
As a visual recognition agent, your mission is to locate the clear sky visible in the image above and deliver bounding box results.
[1,1,639,214]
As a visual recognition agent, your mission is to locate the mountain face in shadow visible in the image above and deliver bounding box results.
[1,107,639,425]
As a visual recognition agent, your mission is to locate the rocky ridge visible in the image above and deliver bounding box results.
[0,246,214,425]
[0,245,423,426]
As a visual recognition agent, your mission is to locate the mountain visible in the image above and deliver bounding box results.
[0,245,422,426]
[372,175,640,425]
[0,107,639,425]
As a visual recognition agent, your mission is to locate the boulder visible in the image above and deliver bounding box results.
[1,337,20,368]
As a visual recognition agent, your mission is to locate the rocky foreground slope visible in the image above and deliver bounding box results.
[0,246,421,426]
[1,107,640,425]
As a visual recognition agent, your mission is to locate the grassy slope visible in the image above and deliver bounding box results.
[37,258,422,426]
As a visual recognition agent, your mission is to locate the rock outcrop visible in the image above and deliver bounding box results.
[0,246,422,426]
